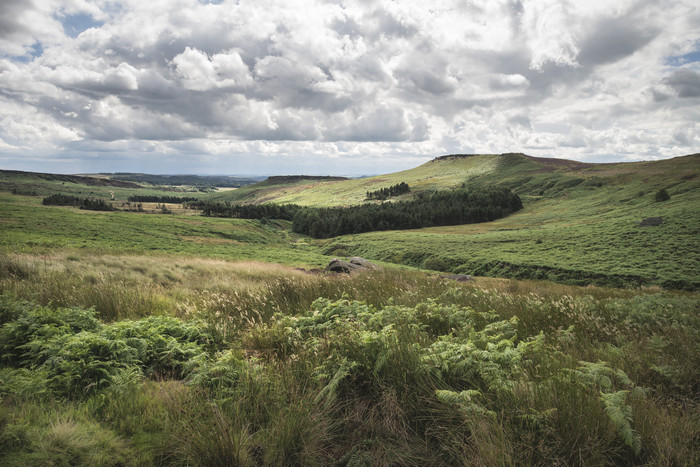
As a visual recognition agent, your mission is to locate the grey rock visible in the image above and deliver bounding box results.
[349,257,378,269]
[326,259,365,274]
[326,257,379,274]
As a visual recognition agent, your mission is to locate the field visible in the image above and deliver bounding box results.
[1,156,699,465]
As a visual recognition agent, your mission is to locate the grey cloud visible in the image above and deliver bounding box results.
[508,114,531,128]
[650,86,672,102]
[333,105,412,142]
[331,15,361,38]
[369,8,419,40]
[664,69,700,98]
[577,16,659,67]
[0,0,29,39]
[396,66,456,96]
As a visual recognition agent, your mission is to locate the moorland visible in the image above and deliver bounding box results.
[0,152,698,465]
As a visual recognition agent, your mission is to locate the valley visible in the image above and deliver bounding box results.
[0,153,698,465]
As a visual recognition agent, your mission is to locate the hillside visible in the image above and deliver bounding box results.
[206,152,700,289]
[1,155,699,465]
[0,169,143,193]
[212,152,699,208]
[320,153,700,289]
[212,153,503,206]
[2,153,698,289]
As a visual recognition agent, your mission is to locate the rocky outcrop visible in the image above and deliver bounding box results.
[326,257,378,274]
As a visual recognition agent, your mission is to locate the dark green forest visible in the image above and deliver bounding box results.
[42,194,115,211]
[196,186,522,239]
[292,186,522,238]
[127,195,198,203]
[365,181,410,200]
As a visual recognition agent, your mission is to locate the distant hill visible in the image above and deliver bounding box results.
[104,173,264,188]
[260,175,349,184]
[212,152,700,207]
[0,169,142,189]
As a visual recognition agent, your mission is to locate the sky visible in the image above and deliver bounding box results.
[0,0,698,176]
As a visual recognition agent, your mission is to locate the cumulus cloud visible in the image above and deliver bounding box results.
[0,0,698,174]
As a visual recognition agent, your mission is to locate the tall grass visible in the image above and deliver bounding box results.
[1,252,698,465]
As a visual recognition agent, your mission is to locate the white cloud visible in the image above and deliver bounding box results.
[0,0,697,174]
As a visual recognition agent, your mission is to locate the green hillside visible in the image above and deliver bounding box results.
[207,152,700,289]
[320,154,700,289]
[213,153,502,206]
[1,156,699,465]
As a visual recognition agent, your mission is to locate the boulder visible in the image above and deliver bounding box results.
[349,257,378,269]
[326,257,379,274]
[326,259,365,274]
[640,217,663,227]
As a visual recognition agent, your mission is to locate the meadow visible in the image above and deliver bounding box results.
[0,156,699,465]
[1,254,698,465]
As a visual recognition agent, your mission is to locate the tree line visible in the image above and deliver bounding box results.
[194,186,522,238]
[195,201,301,221]
[291,186,522,238]
[365,182,410,200]
[127,195,198,203]
[42,194,115,211]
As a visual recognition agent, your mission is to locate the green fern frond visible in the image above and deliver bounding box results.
[600,390,642,455]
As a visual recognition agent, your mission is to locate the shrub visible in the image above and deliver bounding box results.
[654,188,670,202]
[422,256,448,272]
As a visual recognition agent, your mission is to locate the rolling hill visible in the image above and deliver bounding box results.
[1,153,699,465]
[212,152,700,289]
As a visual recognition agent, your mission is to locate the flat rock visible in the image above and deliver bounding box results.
[349,257,378,269]
[326,257,379,274]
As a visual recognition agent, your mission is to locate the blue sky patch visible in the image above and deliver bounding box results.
[6,42,44,63]
[665,49,700,67]
[60,13,104,38]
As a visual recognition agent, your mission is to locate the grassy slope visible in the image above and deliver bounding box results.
[0,192,328,268]
[3,153,698,288]
[1,160,699,465]
[329,154,700,288]
[0,169,212,200]
[214,154,501,206]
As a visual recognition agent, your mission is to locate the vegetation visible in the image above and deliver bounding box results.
[197,200,301,221]
[292,186,522,238]
[127,195,198,204]
[0,262,697,465]
[43,194,115,211]
[655,188,670,202]
[0,153,699,464]
[365,181,410,200]
[42,193,82,206]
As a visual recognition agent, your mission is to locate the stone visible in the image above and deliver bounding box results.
[326,259,365,274]
[349,257,378,269]
[326,257,379,274]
